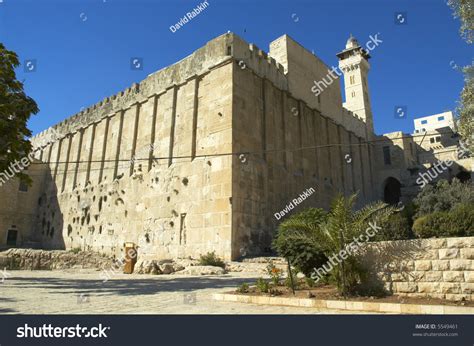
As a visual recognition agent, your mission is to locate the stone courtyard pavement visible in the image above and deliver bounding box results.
[0,270,374,314]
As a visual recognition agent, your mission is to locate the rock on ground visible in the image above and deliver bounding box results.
[0,249,287,277]
[178,265,226,276]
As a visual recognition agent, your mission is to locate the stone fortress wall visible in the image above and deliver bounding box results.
[27,33,236,260]
[8,32,376,260]
[229,34,375,257]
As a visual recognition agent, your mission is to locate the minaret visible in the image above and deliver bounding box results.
[337,35,374,135]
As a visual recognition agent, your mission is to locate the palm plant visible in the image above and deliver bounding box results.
[273,194,396,296]
[273,208,329,277]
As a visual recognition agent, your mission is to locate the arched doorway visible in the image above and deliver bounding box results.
[383,177,401,204]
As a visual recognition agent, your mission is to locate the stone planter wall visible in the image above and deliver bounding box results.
[363,237,474,301]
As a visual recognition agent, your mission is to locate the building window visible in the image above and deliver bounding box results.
[415,130,419,133]
[430,137,435,144]
[422,128,426,132]
[436,136,441,143]
[383,146,391,165]
[421,120,428,124]
[350,75,355,85]
[438,116,445,121]
[351,91,356,98]
[19,181,28,192]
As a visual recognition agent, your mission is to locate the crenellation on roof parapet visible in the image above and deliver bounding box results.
[31,32,370,150]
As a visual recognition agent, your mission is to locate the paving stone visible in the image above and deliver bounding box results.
[1,269,371,314]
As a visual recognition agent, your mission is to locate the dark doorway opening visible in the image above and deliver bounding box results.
[383,177,401,204]
[456,170,471,183]
[6,230,18,246]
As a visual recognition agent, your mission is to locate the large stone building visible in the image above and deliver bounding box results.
[0,33,471,260]
[376,110,473,203]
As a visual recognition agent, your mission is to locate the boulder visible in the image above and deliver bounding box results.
[172,262,185,272]
[135,260,161,275]
[174,258,199,268]
[178,265,226,276]
[159,263,174,274]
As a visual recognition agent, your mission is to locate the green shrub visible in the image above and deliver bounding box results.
[269,287,282,296]
[413,179,474,218]
[69,247,82,254]
[413,203,474,238]
[272,208,329,276]
[198,251,225,268]
[284,270,299,290]
[274,195,396,296]
[266,261,283,286]
[236,283,249,293]
[256,278,269,293]
[375,212,414,241]
[305,277,315,288]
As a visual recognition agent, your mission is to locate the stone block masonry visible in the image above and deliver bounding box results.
[3,32,376,261]
[363,237,474,301]
[274,187,316,220]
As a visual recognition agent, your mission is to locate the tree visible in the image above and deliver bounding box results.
[457,63,473,151]
[273,208,329,277]
[0,43,39,184]
[448,1,473,150]
[273,194,395,296]
[448,0,473,43]
[412,178,474,218]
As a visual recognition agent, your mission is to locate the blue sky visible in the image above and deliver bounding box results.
[0,0,471,136]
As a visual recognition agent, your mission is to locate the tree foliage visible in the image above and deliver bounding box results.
[0,43,39,183]
[448,1,473,150]
[457,63,474,152]
[273,194,396,296]
[413,203,474,238]
[448,0,473,43]
[412,179,474,218]
[272,208,329,277]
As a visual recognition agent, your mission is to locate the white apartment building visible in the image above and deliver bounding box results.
[414,111,456,133]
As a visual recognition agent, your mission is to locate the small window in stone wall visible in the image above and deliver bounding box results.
[383,146,391,165]
[19,181,28,192]
[179,213,187,245]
